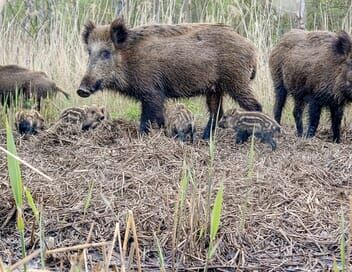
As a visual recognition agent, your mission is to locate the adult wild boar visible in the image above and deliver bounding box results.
[0,65,70,111]
[270,29,352,143]
[77,18,262,139]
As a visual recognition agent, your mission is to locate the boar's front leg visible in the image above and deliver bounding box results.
[329,104,344,143]
[235,128,250,144]
[293,99,305,137]
[203,93,223,140]
[139,98,165,135]
[306,99,322,139]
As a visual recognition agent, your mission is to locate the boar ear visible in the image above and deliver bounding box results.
[100,106,110,119]
[333,31,352,56]
[82,21,96,44]
[110,17,128,45]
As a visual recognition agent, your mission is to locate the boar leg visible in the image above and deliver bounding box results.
[261,132,277,151]
[140,99,165,134]
[190,126,196,143]
[273,83,288,124]
[293,99,305,137]
[235,129,250,144]
[306,100,322,138]
[329,104,344,143]
[202,93,223,140]
[35,97,42,112]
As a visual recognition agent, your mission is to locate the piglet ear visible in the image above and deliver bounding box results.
[110,17,128,45]
[82,21,96,44]
[333,31,352,56]
[99,106,110,119]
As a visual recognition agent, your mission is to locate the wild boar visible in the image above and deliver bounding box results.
[219,108,281,150]
[82,104,110,130]
[77,17,262,139]
[15,109,45,135]
[0,65,70,111]
[270,29,352,143]
[165,103,195,142]
[57,105,109,131]
[58,107,87,125]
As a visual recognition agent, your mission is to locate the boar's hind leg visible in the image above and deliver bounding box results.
[293,99,305,137]
[273,83,288,124]
[139,99,165,135]
[329,104,344,143]
[202,93,223,140]
[306,100,322,139]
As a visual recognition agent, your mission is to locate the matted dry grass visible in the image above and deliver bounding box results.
[0,120,352,271]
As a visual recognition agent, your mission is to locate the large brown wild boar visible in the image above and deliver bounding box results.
[0,65,70,111]
[77,18,262,139]
[270,29,352,143]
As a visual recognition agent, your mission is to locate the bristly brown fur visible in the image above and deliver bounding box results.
[165,103,195,142]
[77,17,262,140]
[0,65,70,111]
[270,29,352,143]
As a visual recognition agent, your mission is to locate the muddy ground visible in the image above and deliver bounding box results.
[0,120,352,271]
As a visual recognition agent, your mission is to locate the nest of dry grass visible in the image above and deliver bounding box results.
[0,121,352,271]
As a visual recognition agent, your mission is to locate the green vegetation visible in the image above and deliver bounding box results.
[1,0,351,126]
[6,119,27,270]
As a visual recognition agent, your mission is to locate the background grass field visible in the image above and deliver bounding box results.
[1,0,351,127]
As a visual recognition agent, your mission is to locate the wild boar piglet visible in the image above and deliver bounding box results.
[219,109,281,150]
[15,109,45,135]
[165,103,195,142]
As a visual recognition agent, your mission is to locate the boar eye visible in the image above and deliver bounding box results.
[87,49,92,56]
[101,50,111,59]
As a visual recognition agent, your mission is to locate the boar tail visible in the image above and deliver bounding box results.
[55,86,70,99]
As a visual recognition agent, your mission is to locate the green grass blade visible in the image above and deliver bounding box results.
[340,212,346,272]
[24,186,39,223]
[246,127,256,179]
[84,181,94,216]
[6,118,27,269]
[17,209,27,269]
[6,119,23,208]
[153,232,165,272]
[180,161,190,210]
[39,212,46,269]
[207,239,221,260]
[332,257,339,272]
[210,183,224,242]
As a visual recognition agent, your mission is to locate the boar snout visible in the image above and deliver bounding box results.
[77,77,102,98]
[82,120,93,131]
[77,87,91,98]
